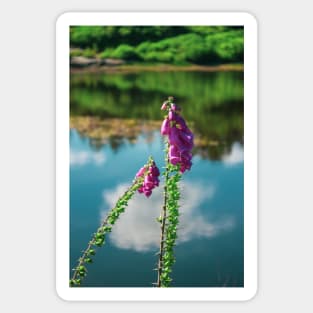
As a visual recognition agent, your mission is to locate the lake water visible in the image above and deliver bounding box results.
[70,69,244,287]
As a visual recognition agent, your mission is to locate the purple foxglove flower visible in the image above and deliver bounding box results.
[180,164,191,173]
[136,161,160,197]
[168,127,181,146]
[181,150,192,161]
[174,114,187,130]
[144,175,155,188]
[169,144,180,157]
[179,165,186,173]
[184,158,192,167]
[168,110,177,121]
[161,118,170,135]
[136,166,146,178]
[171,103,181,112]
[169,127,192,151]
[144,190,152,197]
[160,99,193,173]
[169,154,180,165]
[149,165,160,177]
[168,145,180,165]
[179,131,194,149]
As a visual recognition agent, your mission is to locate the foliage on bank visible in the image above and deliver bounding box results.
[70,26,244,65]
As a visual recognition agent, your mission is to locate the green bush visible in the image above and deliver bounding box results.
[157,51,174,63]
[206,30,244,62]
[177,34,210,64]
[215,38,244,62]
[136,41,152,55]
[82,48,97,58]
[100,48,114,59]
[70,26,110,51]
[70,49,83,58]
[111,44,140,60]
[142,51,159,63]
[137,33,218,65]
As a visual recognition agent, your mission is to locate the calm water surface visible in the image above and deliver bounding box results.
[70,70,244,287]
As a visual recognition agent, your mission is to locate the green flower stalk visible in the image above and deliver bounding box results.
[156,96,193,287]
[160,166,181,286]
[156,140,170,287]
[70,157,160,287]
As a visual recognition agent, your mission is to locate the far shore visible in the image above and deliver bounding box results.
[70,63,244,74]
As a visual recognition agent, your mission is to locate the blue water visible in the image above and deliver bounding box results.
[70,129,244,287]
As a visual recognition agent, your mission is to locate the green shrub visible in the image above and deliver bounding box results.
[177,34,210,64]
[206,30,244,63]
[157,51,174,63]
[136,33,223,64]
[141,51,174,63]
[70,49,83,58]
[142,51,159,62]
[136,41,152,55]
[82,48,97,58]
[100,48,114,59]
[215,38,244,62]
[70,26,110,51]
[111,44,140,60]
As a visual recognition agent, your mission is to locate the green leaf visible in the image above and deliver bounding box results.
[108,217,116,224]
[88,249,96,256]
[117,207,125,213]
[156,216,162,223]
[95,239,104,247]
[95,232,104,239]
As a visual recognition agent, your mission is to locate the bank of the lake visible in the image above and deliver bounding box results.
[70,61,244,74]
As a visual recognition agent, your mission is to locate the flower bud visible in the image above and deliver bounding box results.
[161,102,168,110]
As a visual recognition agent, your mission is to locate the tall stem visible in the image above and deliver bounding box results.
[157,143,169,287]
[157,142,170,287]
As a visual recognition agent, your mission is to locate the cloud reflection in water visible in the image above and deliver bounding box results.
[222,142,244,166]
[101,181,234,252]
[70,150,106,166]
